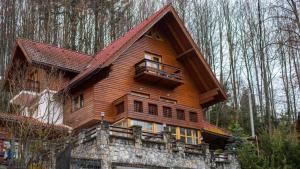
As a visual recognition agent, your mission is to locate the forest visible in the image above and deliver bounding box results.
[0,0,299,168]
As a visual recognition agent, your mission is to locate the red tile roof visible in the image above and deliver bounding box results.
[0,112,71,131]
[201,120,231,137]
[61,4,172,91]
[17,39,93,73]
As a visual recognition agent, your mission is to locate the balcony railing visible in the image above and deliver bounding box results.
[112,93,202,129]
[134,59,183,88]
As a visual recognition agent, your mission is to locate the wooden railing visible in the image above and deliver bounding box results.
[109,126,133,138]
[185,144,203,152]
[212,151,230,163]
[135,59,182,81]
[75,125,233,163]
[142,131,163,140]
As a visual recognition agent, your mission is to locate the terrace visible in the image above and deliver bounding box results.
[134,59,183,88]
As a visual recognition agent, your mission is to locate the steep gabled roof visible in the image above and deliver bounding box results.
[16,39,93,73]
[62,4,172,91]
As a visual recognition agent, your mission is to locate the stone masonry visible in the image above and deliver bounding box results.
[71,125,240,169]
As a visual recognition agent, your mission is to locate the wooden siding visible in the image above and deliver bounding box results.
[112,93,203,129]
[90,27,203,128]
[63,84,94,127]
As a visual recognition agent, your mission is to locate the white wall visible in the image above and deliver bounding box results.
[32,89,63,124]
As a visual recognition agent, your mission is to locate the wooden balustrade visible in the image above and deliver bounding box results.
[134,59,183,88]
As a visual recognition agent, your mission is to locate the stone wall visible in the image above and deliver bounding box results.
[71,125,240,169]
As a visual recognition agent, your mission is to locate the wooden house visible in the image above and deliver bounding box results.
[4,4,230,148]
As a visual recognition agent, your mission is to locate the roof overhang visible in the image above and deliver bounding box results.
[0,113,72,139]
[9,90,39,106]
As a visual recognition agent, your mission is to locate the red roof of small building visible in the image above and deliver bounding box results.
[0,112,71,131]
[201,120,231,137]
[16,39,93,73]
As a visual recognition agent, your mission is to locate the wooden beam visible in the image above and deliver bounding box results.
[186,58,209,90]
[163,18,185,52]
[176,48,194,59]
[199,88,219,104]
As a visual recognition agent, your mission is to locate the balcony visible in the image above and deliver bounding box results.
[112,93,202,129]
[134,59,183,88]
[10,80,40,106]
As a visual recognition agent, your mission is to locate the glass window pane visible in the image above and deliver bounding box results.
[180,128,185,135]
[145,123,153,131]
[186,129,192,136]
[171,126,176,135]
[187,137,193,144]
[180,136,185,143]
[156,124,163,132]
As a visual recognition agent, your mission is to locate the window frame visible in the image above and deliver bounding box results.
[163,106,172,118]
[148,103,158,116]
[134,100,143,113]
[71,94,84,112]
[176,109,185,120]
[189,112,198,122]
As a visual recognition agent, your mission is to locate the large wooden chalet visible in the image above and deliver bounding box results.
[3,5,230,148]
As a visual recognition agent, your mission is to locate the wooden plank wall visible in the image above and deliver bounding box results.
[90,26,203,127]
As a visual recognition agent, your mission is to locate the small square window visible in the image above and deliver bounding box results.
[189,112,198,122]
[116,102,124,114]
[163,106,172,118]
[148,103,158,115]
[134,100,143,113]
[176,109,185,120]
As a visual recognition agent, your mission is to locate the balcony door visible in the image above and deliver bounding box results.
[144,53,161,71]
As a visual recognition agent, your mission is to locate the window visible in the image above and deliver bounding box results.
[166,126,177,139]
[176,109,185,120]
[130,91,150,98]
[148,103,158,115]
[79,94,84,108]
[189,112,198,122]
[115,102,124,114]
[113,119,128,128]
[72,94,84,112]
[163,106,172,118]
[145,52,162,70]
[134,100,143,113]
[130,120,154,133]
[179,128,200,144]
[160,97,177,104]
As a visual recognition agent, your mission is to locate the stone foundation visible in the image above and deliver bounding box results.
[71,125,240,169]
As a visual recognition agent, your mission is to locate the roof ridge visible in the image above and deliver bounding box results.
[16,38,94,57]
[94,3,171,57]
